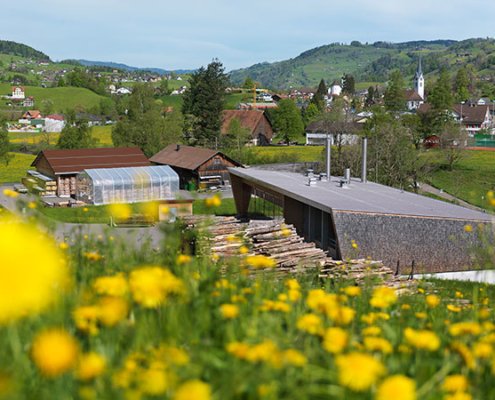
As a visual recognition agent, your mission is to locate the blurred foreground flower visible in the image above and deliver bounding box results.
[336,352,385,392]
[173,380,211,400]
[31,329,79,377]
[376,375,416,400]
[204,194,221,208]
[109,203,132,220]
[0,220,68,323]
[245,255,276,269]
[130,266,185,308]
[77,352,106,381]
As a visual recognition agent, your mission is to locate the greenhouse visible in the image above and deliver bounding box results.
[76,165,179,205]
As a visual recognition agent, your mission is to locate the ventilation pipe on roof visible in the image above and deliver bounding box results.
[325,134,332,181]
[344,168,351,184]
[176,144,180,151]
[361,137,368,183]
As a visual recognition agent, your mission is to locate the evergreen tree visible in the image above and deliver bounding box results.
[429,68,453,111]
[342,74,355,95]
[384,70,406,111]
[365,86,376,107]
[454,67,470,102]
[271,99,304,144]
[182,59,229,147]
[309,79,327,112]
[57,114,96,149]
[302,103,320,126]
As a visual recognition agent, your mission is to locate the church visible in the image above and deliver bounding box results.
[405,58,425,111]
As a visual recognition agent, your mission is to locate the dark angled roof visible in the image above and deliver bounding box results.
[31,147,150,175]
[221,110,271,135]
[452,104,490,124]
[150,144,242,171]
[405,89,423,101]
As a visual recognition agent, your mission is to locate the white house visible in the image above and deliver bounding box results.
[11,86,25,100]
[328,81,342,98]
[115,87,132,95]
[44,114,65,133]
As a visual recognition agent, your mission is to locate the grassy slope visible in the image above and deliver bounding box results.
[426,149,495,208]
[0,83,107,113]
[0,152,35,183]
[9,125,114,146]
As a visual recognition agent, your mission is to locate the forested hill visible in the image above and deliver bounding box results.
[0,40,50,60]
[229,38,495,89]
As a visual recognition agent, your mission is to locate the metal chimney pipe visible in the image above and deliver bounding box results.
[326,134,332,181]
[361,137,368,183]
[344,168,351,184]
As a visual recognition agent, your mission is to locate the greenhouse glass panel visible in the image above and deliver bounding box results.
[76,165,179,205]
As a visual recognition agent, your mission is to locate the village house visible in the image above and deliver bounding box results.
[44,114,65,133]
[150,144,242,189]
[11,86,25,100]
[221,110,274,145]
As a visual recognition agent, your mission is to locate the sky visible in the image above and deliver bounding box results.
[2,0,495,72]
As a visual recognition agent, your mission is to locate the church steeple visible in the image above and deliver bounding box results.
[413,56,424,99]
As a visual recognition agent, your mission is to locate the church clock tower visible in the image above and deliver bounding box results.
[413,57,424,99]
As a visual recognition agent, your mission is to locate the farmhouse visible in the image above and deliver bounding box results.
[30,147,150,197]
[150,144,242,189]
[229,139,493,273]
[11,86,25,100]
[221,110,273,145]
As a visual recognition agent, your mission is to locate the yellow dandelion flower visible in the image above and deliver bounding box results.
[0,221,68,323]
[404,328,440,351]
[364,336,393,354]
[73,306,100,335]
[27,201,37,209]
[473,342,492,359]
[447,304,462,313]
[336,352,386,392]
[280,228,292,237]
[97,296,128,327]
[285,278,301,291]
[173,380,211,400]
[296,313,323,335]
[464,224,473,233]
[59,241,69,250]
[93,273,128,297]
[259,299,291,313]
[415,312,427,319]
[402,304,412,310]
[343,286,362,297]
[444,393,472,400]
[108,203,132,220]
[426,294,441,308]
[245,255,276,269]
[129,266,185,308]
[450,342,476,369]
[226,342,251,359]
[442,375,468,393]
[239,245,249,254]
[139,368,170,396]
[282,349,307,367]
[204,194,222,208]
[328,306,356,326]
[176,254,192,265]
[2,189,18,198]
[220,303,239,319]
[449,322,482,337]
[76,352,106,381]
[351,240,358,249]
[370,286,397,309]
[32,329,79,377]
[323,327,348,354]
[376,375,416,400]
[363,326,382,336]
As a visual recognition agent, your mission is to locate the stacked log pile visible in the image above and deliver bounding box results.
[182,216,410,285]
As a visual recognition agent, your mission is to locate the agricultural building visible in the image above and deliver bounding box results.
[229,167,493,273]
[221,110,273,145]
[150,144,242,189]
[31,147,150,197]
[76,165,179,205]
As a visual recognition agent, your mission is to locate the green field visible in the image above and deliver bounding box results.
[426,149,495,208]
[0,152,35,183]
[246,145,323,164]
[0,83,108,114]
[9,125,114,146]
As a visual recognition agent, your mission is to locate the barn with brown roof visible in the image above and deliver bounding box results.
[31,147,150,197]
[221,110,273,145]
[150,144,242,189]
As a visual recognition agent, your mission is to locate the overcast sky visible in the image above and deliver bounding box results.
[2,0,494,71]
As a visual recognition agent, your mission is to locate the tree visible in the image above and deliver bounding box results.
[383,70,406,111]
[365,86,376,107]
[158,79,170,96]
[438,121,468,170]
[221,118,251,163]
[242,77,255,89]
[40,99,54,116]
[0,119,12,166]
[429,68,453,111]
[57,114,96,149]
[270,99,304,144]
[454,67,470,102]
[112,83,183,157]
[302,103,321,126]
[182,59,229,147]
[342,74,355,95]
[309,79,327,112]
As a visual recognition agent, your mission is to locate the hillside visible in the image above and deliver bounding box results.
[0,40,50,60]
[76,60,195,75]
[229,39,495,89]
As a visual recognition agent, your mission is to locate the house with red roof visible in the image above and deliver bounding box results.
[221,110,273,145]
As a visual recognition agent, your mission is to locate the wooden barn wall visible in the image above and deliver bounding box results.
[33,155,55,178]
[198,156,238,183]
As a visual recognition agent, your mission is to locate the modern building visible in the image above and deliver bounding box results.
[150,144,242,189]
[229,167,493,273]
[31,147,150,197]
